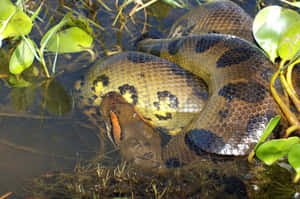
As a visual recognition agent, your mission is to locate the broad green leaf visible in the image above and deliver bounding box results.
[40,17,71,57]
[44,27,93,53]
[0,0,16,21]
[253,6,300,62]
[278,23,300,62]
[256,137,300,165]
[9,38,36,75]
[0,0,32,39]
[288,143,300,174]
[254,115,281,152]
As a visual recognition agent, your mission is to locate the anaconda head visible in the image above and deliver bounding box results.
[100,92,163,170]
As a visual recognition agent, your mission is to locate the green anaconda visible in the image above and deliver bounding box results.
[76,0,290,168]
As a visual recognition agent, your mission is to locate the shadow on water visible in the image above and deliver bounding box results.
[0,0,300,198]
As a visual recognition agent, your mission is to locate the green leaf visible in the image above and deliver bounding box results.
[0,0,32,39]
[254,115,281,152]
[288,143,300,174]
[278,23,300,62]
[44,27,93,53]
[40,17,70,52]
[253,6,300,62]
[0,0,16,21]
[256,137,300,165]
[9,38,36,75]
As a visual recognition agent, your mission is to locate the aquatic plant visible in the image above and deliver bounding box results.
[250,3,300,183]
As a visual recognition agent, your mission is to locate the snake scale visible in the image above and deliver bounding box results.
[76,0,289,169]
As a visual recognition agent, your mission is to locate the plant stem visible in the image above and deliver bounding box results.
[293,173,300,183]
[247,150,256,163]
[270,64,299,126]
[40,55,50,78]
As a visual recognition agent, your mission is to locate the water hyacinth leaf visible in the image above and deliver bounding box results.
[9,38,36,75]
[0,0,16,20]
[253,6,300,62]
[44,27,93,53]
[254,115,281,152]
[40,17,71,52]
[278,23,300,62]
[0,0,32,39]
[256,137,300,165]
[288,144,300,174]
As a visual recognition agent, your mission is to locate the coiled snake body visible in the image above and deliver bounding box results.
[76,1,288,168]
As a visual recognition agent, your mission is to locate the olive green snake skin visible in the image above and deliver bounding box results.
[76,0,290,168]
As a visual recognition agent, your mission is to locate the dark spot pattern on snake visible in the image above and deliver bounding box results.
[93,74,109,87]
[118,84,138,105]
[195,36,222,53]
[216,47,257,68]
[165,158,182,168]
[184,128,226,155]
[147,43,163,57]
[218,81,266,103]
[153,91,179,110]
[88,98,94,105]
[218,109,229,120]
[127,52,154,63]
[207,30,221,34]
[155,113,172,121]
[168,38,184,55]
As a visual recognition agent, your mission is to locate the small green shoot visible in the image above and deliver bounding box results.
[256,137,300,165]
[248,115,281,162]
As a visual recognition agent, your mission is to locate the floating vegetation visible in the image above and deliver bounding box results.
[23,156,252,199]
